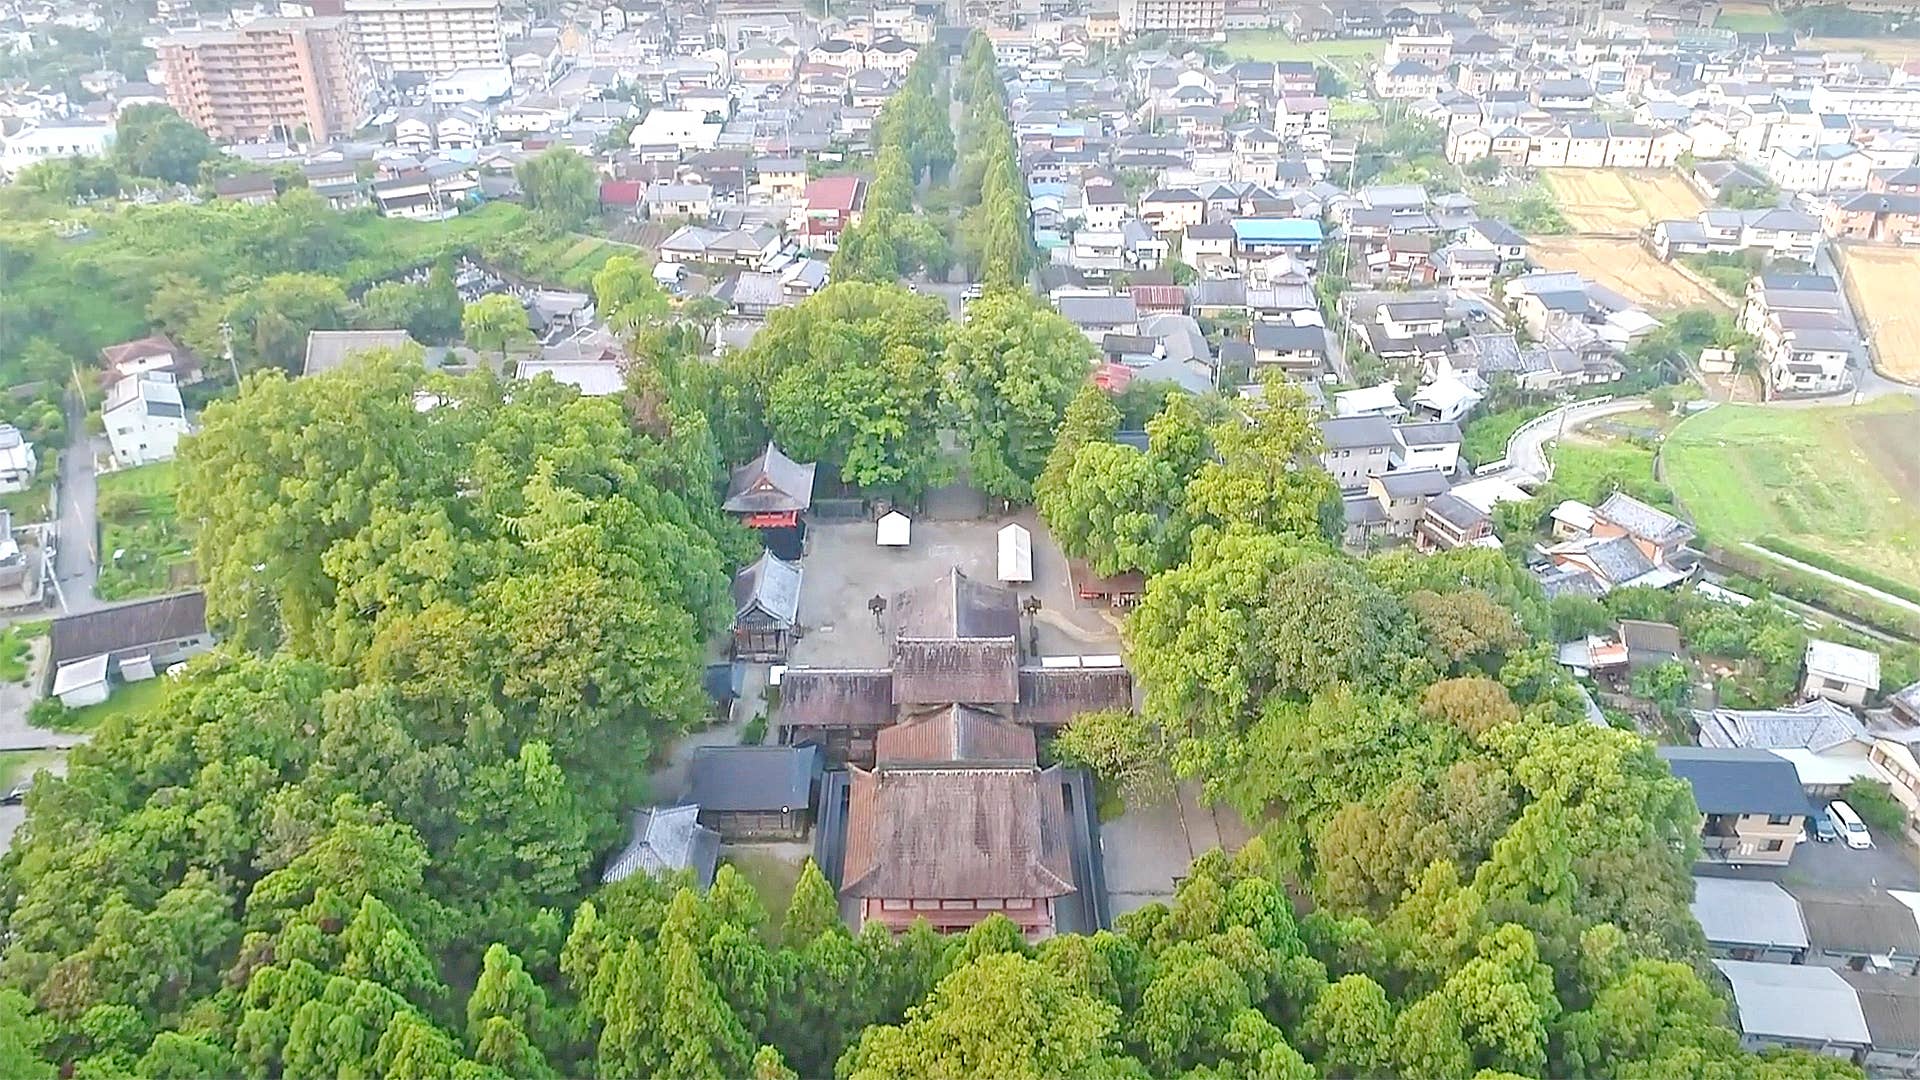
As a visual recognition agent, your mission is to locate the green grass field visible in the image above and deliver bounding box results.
[1223,32,1384,72]
[1463,405,1549,467]
[49,675,170,733]
[1715,10,1789,31]
[1552,441,1675,508]
[1663,399,1920,589]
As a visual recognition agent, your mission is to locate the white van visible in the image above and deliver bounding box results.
[1827,800,1873,850]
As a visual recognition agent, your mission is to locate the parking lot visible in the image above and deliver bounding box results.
[1784,829,1920,892]
[786,511,1124,670]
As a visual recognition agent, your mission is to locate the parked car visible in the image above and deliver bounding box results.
[1,780,31,806]
[1827,800,1873,850]
[1809,809,1837,843]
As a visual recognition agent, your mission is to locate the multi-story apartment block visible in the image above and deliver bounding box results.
[1118,0,1224,39]
[337,0,505,75]
[158,17,372,142]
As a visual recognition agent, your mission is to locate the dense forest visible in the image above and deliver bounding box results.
[0,343,1870,1080]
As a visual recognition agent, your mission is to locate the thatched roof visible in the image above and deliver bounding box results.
[777,669,895,728]
[841,765,1076,901]
[875,704,1037,768]
[892,637,1020,705]
[1017,666,1135,727]
[891,567,1020,639]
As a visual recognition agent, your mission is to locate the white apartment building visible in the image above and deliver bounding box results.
[343,0,506,75]
[0,121,116,178]
[103,373,193,467]
[1118,0,1225,39]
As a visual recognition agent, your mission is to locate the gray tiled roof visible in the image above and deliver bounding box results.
[1657,746,1812,816]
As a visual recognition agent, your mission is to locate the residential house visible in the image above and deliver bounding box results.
[1658,746,1811,867]
[1463,219,1530,269]
[756,157,808,201]
[796,175,866,252]
[47,591,213,706]
[1317,414,1394,491]
[1824,190,1920,243]
[1787,884,1920,975]
[0,426,37,495]
[1249,322,1329,379]
[1391,421,1462,474]
[645,182,713,219]
[1695,697,1901,799]
[714,271,788,319]
[1081,183,1131,231]
[1691,876,1811,964]
[1138,186,1204,233]
[1767,143,1874,194]
[1804,639,1882,708]
[213,172,277,205]
[1712,961,1872,1058]
[1334,382,1404,420]
[102,372,191,467]
[100,335,201,385]
[1056,295,1140,342]
[1366,468,1453,539]
[1415,491,1493,552]
[1410,373,1483,424]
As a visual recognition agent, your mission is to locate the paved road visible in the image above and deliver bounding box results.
[52,392,102,615]
[1495,397,1649,484]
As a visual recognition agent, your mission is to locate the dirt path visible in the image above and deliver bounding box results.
[1741,542,1920,618]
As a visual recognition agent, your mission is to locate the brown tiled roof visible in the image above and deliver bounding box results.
[841,765,1076,900]
[50,591,207,664]
[1016,667,1135,727]
[892,637,1019,705]
[875,704,1037,767]
[891,568,1020,639]
[777,669,894,728]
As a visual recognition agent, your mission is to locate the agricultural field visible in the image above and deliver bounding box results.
[94,461,192,602]
[1714,2,1788,31]
[1529,236,1726,311]
[1835,244,1920,383]
[1664,398,1920,590]
[1540,170,1707,233]
[1803,36,1920,63]
[1223,31,1384,73]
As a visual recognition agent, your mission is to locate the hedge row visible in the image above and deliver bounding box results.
[1753,535,1920,609]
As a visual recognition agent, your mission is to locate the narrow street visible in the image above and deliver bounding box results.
[52,391,102,615]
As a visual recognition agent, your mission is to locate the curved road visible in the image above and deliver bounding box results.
[1495,397,1649,485]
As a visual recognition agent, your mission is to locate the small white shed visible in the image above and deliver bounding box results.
[51,653,110,709]
[998,523,1033,583]
[876,510,911,547]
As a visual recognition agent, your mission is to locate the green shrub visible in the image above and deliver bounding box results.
[1841,779,1908,833]
[1754,535,1920,608]
[741,712,768,745]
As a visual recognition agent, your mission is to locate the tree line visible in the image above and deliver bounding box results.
[830,48,956,284]
[954,32,1034,288]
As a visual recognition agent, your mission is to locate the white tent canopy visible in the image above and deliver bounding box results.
[998,523,1033,582]
[876,510,911,547]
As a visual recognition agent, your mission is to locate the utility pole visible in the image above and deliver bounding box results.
[220,320,240,385]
